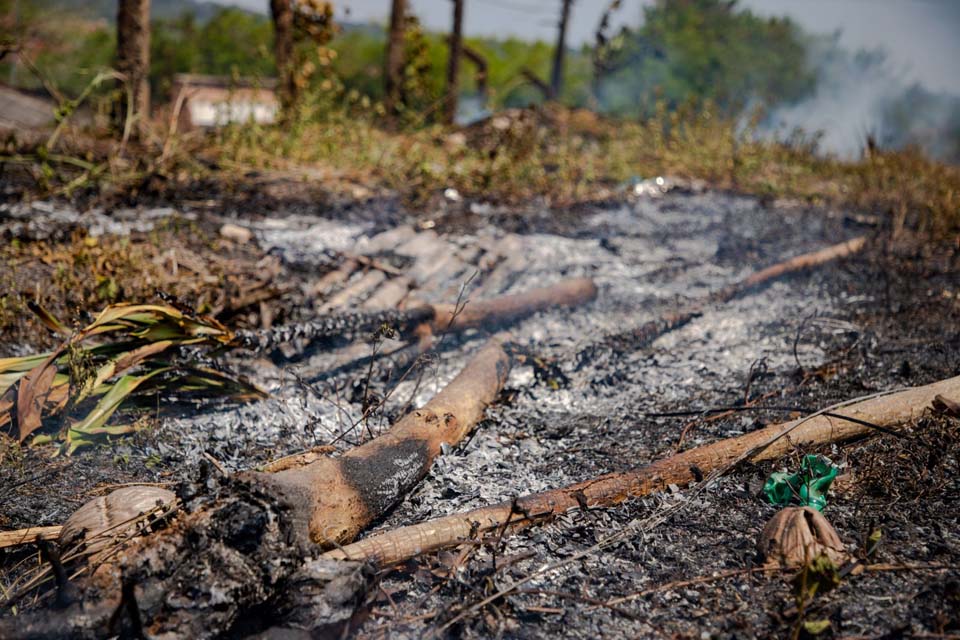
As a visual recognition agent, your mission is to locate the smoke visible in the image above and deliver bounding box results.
[765,33,960,162]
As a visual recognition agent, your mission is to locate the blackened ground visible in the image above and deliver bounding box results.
[1,187,958,639]
[359,237,960,639]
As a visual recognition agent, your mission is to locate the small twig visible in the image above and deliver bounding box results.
[519,588,640,619]
[603,567,766,607]
[37,540,78,609]
[202,452,229,476]
[793,311,817,373]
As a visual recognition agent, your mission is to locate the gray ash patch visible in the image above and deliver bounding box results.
[0,201,182,240]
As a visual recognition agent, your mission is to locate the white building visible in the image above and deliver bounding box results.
[171,74,279,130]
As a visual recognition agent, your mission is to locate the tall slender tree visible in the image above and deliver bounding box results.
[116,0,151,133]
[550,0,573,99]
[270,0,295,110]
[384,0,406,114]
[443,0,464,125]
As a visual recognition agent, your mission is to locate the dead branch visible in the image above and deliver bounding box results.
[240,335,511,546]
[429,277,597,333]
[323,373,959,566]
[578,237,865,364]
[713,236,866,303]
[0,526,62,550]
[237,276,597,354]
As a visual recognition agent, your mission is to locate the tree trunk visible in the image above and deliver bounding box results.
[325,373,960,566]
[444,0,464,125]
[591,0,622,104]
[550,0,573,99]
[115,0,151,134]
[270,0,296,111]
[384,0,406,114]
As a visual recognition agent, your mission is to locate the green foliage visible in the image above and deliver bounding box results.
[329,23,594,118]
[0,0,114,95]
[596,0,815,116]
[150,8,275,100]
[0,302,264,455]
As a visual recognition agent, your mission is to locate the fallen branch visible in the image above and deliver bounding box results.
[712,236,866,303]
[0,526,62,550]
[323,373,958,566]
[428,277,597,333]
[577,237,865,365]
[240,335,511,546]
[235,276,597,354]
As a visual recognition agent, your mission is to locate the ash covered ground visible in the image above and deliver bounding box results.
[2,186,958,638]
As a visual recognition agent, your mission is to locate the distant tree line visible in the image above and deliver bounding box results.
[6,0,957,161]
[4,0,816,116]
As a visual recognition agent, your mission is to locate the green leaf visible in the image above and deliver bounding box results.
[27,301,71,335]
[68,368,171,438]
[801,619,831,635]
[0,353,52,375]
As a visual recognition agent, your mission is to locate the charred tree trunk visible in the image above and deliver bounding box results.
[115,0,151,134]
[550,0,573,99]
[444,0,464,125]
[591,0,622,104]
[384,0,406,115]
[270,0,296,111]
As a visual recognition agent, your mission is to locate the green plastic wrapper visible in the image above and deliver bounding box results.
[763,454,838,511]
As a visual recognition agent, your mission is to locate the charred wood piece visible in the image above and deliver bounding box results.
[235,277,597,355]
[0,338,511,638]
[233,306,435,353]
[324,372,960,566]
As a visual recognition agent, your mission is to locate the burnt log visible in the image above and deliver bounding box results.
[236,276,598,354]
[0,337,511,638]
[324,372,960,566]
[239,335,510,546]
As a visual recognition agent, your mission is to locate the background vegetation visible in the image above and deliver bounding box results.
[1,0,958,235]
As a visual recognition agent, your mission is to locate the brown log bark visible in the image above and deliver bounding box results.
[444,0,464,125]
[430,276,598,334]
[239,335,510,547]
[115,0,151,132]
[270,0,296,110]
[323,373,960,566]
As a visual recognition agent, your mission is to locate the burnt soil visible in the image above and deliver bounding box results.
[1,186,959,639]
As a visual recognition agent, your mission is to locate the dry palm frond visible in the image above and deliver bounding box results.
[1,302,264,455]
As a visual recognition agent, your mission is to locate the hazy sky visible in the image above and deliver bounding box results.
[223,0,960,95]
